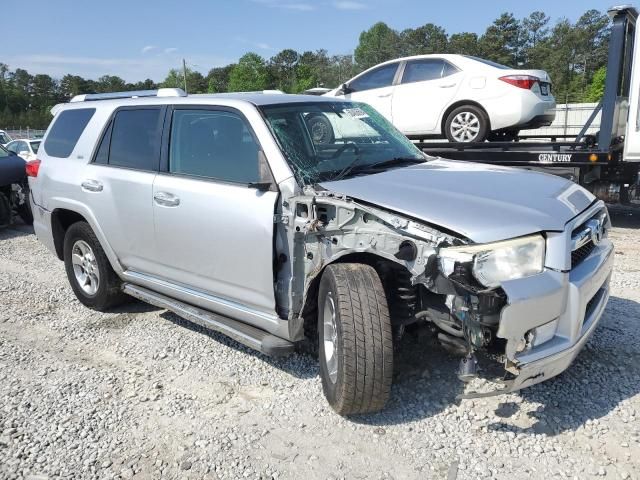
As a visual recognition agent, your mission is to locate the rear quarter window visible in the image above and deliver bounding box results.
[43,108,96,158]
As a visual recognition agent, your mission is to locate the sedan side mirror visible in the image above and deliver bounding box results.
[339,83,352,95]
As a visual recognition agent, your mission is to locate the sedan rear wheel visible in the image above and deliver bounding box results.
[445,105,488,143]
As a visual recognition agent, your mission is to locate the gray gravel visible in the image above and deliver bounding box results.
[1,208,639,480]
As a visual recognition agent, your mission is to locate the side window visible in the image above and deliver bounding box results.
[108,109,162,170]
[402,59,448,84]
[349,63,398,92]
[43,108,95,158]
[93,121,113,165]
[443,61,460,77]
[17,141,29,153]
[169,109,260,184]
[7,142,18,154]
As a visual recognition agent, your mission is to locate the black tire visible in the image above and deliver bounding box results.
[444,105,489,143]
[306,113,335,145]
[17,190,33,226]
[318,263,393,415]
[63,221,127,311]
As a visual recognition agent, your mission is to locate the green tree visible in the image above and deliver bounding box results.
[447,32,480,55]
[574,10,610,85]
[354,22,401,69]
[586,66,606,101]
[206,65,235,93]
[95,75,126,93]
[400,23,448,56]
[479,12,522,66]
[228,53,269,92]
[269,49,300,92]
[162,68,206,93]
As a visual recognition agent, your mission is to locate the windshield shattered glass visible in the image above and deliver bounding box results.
[261,102,426,184]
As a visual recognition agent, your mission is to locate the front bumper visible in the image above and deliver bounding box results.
[460,209,614,398]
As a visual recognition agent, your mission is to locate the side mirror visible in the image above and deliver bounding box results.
[339,83,352,95]
[249,150,276,192]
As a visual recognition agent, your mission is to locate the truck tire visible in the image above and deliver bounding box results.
[63,221,127,311]
[318,263,393,415]
[444,105,488,142]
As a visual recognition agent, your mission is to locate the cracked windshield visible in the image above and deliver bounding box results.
[261,101,426,184]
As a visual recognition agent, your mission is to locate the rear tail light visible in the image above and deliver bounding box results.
[26,159,41,178]
[499,75,540,90]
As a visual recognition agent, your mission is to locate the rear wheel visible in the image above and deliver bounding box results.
[318,263,393,415]
[63,221,127,311]
[444,105,488,142]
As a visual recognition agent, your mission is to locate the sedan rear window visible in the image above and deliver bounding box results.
[464,56,511,69]
[43,108,95,158]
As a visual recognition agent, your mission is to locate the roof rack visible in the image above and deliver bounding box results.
[69,88,187,103]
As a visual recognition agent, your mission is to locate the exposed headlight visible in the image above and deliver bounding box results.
[438,235,546,288]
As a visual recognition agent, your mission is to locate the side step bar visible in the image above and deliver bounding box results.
[122,283,295,357]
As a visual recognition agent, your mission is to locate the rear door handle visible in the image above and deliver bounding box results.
[154,191,180,207]
[377,93,392,98]
[81,179,103,192]
[439,83,457,88]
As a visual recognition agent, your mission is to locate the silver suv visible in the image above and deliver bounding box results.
[28,89,614,415]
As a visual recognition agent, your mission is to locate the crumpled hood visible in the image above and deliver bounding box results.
[320,159,595,243]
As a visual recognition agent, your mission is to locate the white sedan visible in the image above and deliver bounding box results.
[0,130,12,146]
[6,139,41,161]
[324,54,556,142]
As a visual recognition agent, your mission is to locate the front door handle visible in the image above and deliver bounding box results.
[81,179,103,192]
[439,83,457,88]
[154,191,180,207]
[377,92,392,98]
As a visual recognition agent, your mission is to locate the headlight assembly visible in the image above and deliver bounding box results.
[438,235,546,288]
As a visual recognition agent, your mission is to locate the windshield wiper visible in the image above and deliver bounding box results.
[328,156,426,183]
[364,157,426,171]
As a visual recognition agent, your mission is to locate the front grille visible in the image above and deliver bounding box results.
[571,240,595,269]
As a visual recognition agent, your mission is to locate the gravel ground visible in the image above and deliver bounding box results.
[0,208,639,480]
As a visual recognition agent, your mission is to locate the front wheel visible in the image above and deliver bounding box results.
[444,105,488,142]
[318,263,393,415]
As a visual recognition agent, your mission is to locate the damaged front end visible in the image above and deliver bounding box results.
[276,186,554,396]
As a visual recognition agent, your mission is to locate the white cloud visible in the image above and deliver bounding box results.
[164,47,179,55]
[141,45,157,54]
[333,1,366,10]
[280,3,315,10]
[2,53,231,82]
[251,0,315,11]
[235,36,274,51]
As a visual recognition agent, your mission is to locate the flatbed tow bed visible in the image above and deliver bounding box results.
[416,5,640,204]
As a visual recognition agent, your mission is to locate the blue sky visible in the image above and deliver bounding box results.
[4,0,616,82]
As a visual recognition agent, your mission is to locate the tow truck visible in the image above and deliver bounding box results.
[417,5,640,204]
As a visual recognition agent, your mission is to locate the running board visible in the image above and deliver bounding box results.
[122,283,295,357]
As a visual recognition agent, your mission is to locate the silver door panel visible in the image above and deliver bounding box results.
[81,164,157,273]
[151,174,279,315]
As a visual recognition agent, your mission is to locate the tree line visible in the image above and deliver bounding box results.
[1,8,610,129]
